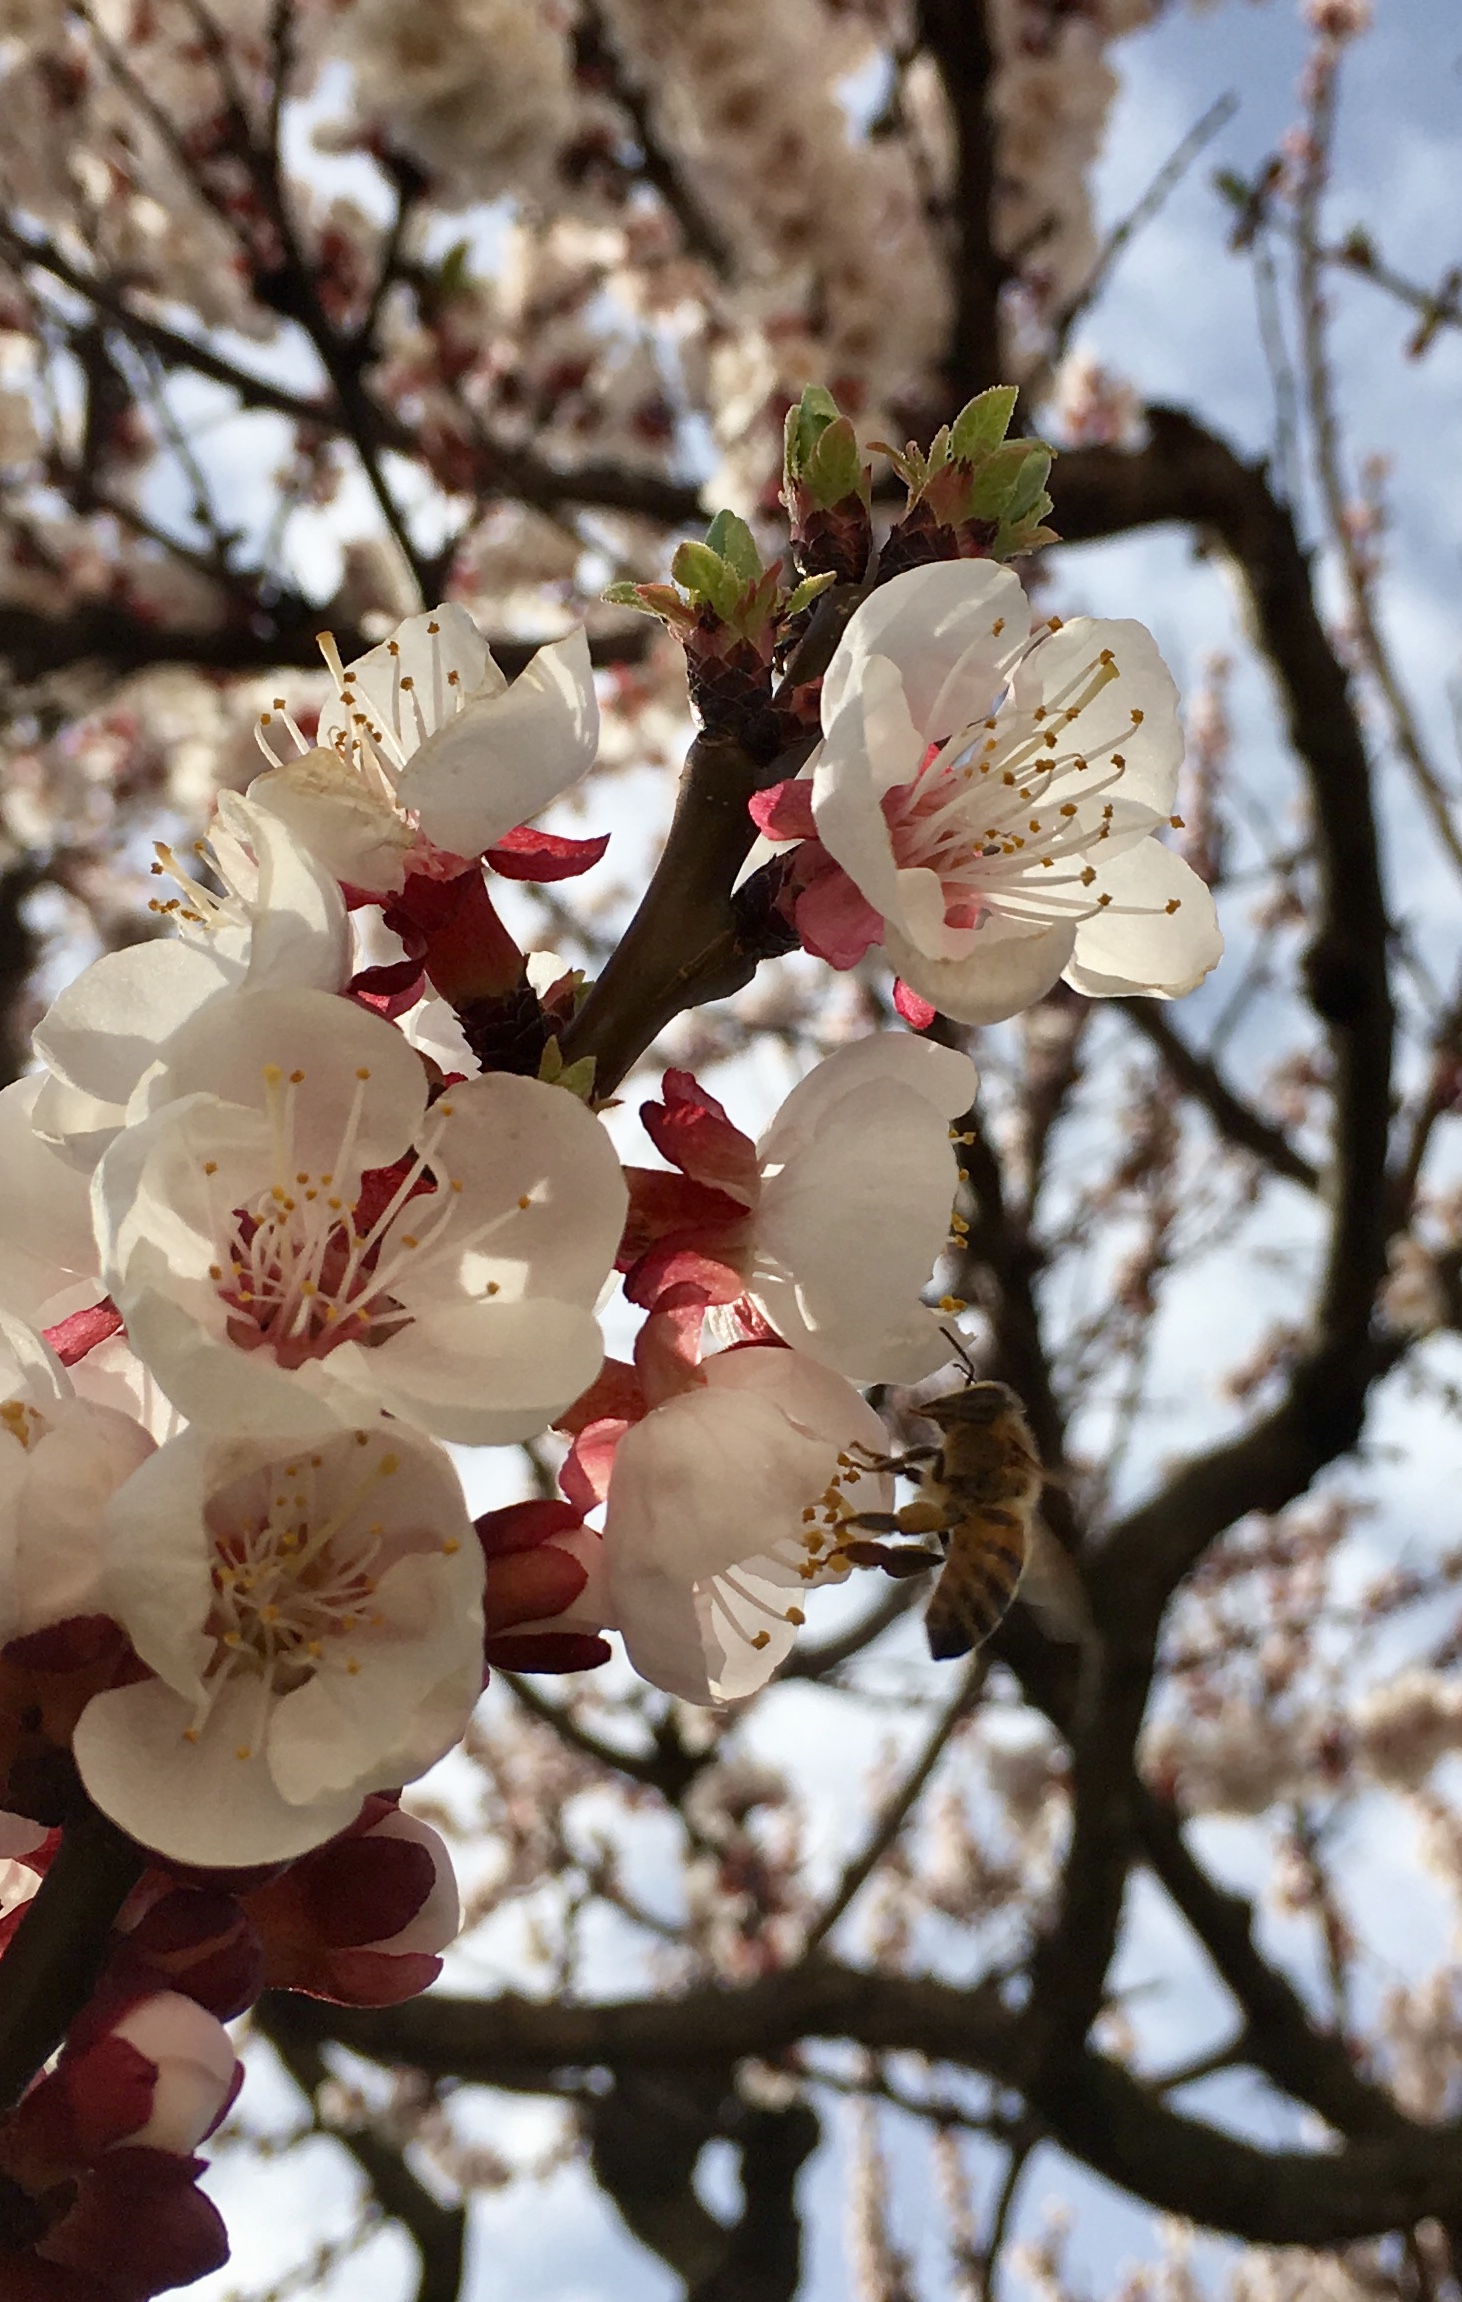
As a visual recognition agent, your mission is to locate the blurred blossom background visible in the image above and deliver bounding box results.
[0,0,1460,2296]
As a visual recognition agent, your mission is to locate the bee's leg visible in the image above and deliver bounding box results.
[842,1509,903,1533]
[840,1538,942,1578]
[845,1442,941,1476]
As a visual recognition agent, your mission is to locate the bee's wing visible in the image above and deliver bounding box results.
[1016,1516,1092,1644]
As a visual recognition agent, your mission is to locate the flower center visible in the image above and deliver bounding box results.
[198,1069,525,1368]
[709,1455,878,1658]
[881,637,1181,931]
[186,1432,463,1760]
[254,618,471,799]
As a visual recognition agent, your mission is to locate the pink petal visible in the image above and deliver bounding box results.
[618,1166,750,1267]
[347,955,426,1020]
[562,1416,631,1512]
[624,1240,746,1312]
[486,1629,611,1673]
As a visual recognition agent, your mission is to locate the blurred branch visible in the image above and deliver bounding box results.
[503,1672,716,1804]
[0,858,45,1091]
[259,2004,467,2302]
[918,0,1005,404]
[273,1965,1462,2247]
[1050,91,1240,366]
[802,1655,986,1953]
[1116,998,1321,1193]
[0,601,651,686]
[1293,60,1462,881]
[1054,408,1395,1622]
[576,5,737,280]
[777,1580,924,1681]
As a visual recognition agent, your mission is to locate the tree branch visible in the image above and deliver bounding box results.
[1117,998,1321,1194]
[269,1963,1462,2248]
[260,2001,467,2302]
[918,0,1005,404]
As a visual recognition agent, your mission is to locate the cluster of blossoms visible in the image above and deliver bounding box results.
[0,386,1222,2282]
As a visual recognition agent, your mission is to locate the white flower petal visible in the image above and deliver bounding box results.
[336,604,504,762]
[0,1081,101,1320]
[75,1677,365,1865]
[1008,616,1182,816]
[248,748,416,896]
[11,1398,156,1638]
[395,1073,628,1312]
[606,1351,891,1705]
[397,627,599,857]
[1064,839,1223,997]
[885,914,1076,1024]
[34,941,234,1111]
[227,794,351,991]
[822,561,1029,738]
[352,1296,608,1446]
[757,1034,975,1161]
[79,1419,483,1864]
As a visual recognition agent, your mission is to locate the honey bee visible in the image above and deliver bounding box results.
[842,1378,1044,1661]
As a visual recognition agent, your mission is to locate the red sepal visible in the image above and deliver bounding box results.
[40,1302,124,1367]
[484,1545,587,1634]
[346,954,426,1019]
[485,826,610,881]
[485,1631,611,1674]
[475,1499,585,1557]
[747,778,815,841]
[892,978,938,1030]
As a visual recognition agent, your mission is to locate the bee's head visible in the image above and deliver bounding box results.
[922,1381,1019,1431]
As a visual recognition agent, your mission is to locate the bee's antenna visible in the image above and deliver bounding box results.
[938,1322,980,1385]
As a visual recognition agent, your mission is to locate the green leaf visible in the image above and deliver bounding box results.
[784,384,843,481]
[557,1056,598,1102]
[670,538,730,598]
[963,439,1030,520]
[1003,444,1054,526]
[805,414,868,509]
[784,569,838,618]
[602,580,696,626]
[703,510,763,587]
[950,386,1019,462]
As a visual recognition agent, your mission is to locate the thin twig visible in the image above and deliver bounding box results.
[1051,92,1240,364]
[1294,41,1462,879]
[801,1654,986,1953]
